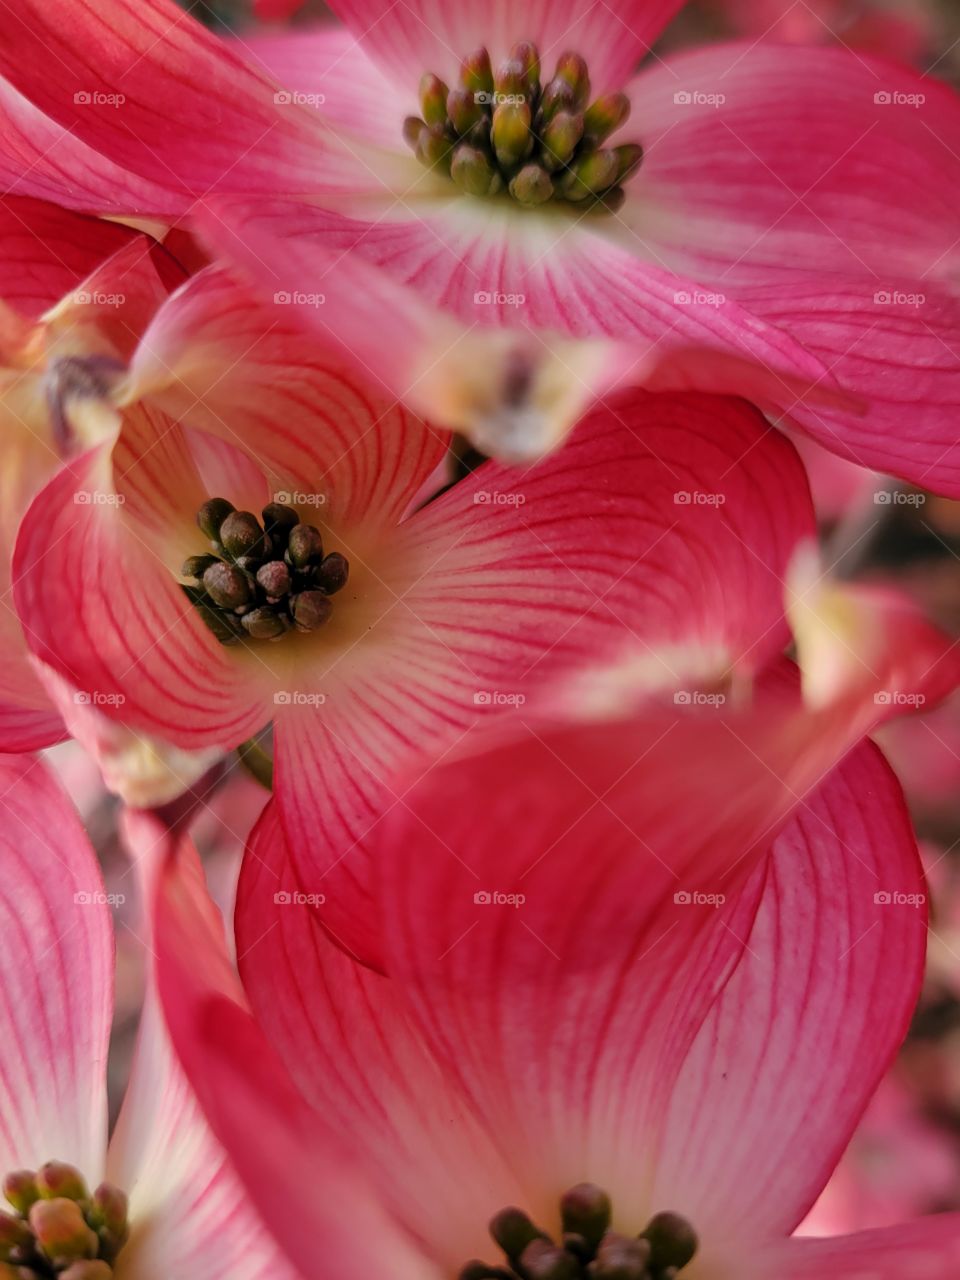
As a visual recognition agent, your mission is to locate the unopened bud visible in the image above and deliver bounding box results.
[554,52,590,108]
[291,591,333,632]
[261,502,300,543]
[510,41,541,92]
[582,93,631,144]
[60,1264,113,1280]
[181,554,219,582]
[494,58,527,100]
[519,1239,579,1279]
[3,1171,39,1216]
[29,1199,98,1265]
[0,1210,32,1256]
[509,163,554,205]
[256,560,292,599]
[492,102,533,169]
[286,524,323,569]
[37,1163,88,1204]
[447,87,485,135]
[241,608,287,640]
[196,497,235,542]
[451,144,499,196]
[202,562,251,610]
[90,1183,128,1240]
[560,1183,611,1251]
[313,552,350,594]
[612,143,644,182]
[415,124,453,172]
[540,110,583,169]
[539,76,576,123]
[489,1208,547,1261]
[592,1233,651,1279]
[403,115,426,149]
[460,47,494,97]
[640,1211,698,1271]
[561,147,619,199]
[418,73,449,128]
[219,511,265,559]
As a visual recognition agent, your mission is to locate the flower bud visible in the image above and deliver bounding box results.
[181,554,219,582]
[554,51,590,108]
[492,102,533,169]
[415,124,453,172]
[3,1171,39,1216]
[591,1233,651,1278]
[560,1183,611,1251]
[0,1210,32,1257]
[489,1208,546,1261]
[510,41,541,93]
[286,524,323,569]
[219,511,265,559]
[447,87,485,135]
[451,144,499,197]
[291,591,333,632]
[241,608,287,640]
[202,562,251,610]
[640,1211,698,1270]
[196,497,235,542]
[460,47,494,97]
[561,147,619,199]
[418,73,449,128]
[494,58,527,101]
[29,1199,98,1266]
[539,110,583,170]
[36,1163,88,1203]
[519,1240,579,1279]
[90,1183,128,1240]
[508,163,554,206]
[582,93,630,144]
[261,502,300,543]
[613,143,644,183]
[539,76,576,123]
[256,560,292,599]
[313,552,350,595]
[403,115,426,149]
[60,1263,113,1280]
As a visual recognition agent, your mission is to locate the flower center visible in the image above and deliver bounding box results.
[405,43,643,211]
[182,498,350,645]
[0,1161,129,1278]
[459,1184,698,1280]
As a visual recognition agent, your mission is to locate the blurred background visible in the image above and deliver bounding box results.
[62,0,960,1238]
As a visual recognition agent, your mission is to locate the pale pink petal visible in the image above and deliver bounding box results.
[326,0,683,94]
[0,754,111,1179]
[649,741,927,1242]
[747,1216,960,1279]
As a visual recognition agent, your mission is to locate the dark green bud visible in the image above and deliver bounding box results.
[29,1199,98,1265]
[612,142,644,183]
[460,47,494,98]
[463,116,492,150]
[313,552,350,594]
[489,1208,546,1262]
[508,163,554,205]
[492,102,533,169]
[37,1163,88,1203]
[519,1239,579,1280]
[539,109,583,170]
[262,502,300,542]
[418,73,449,128]
[561,147,619,199]
[539,76,576,124]
[640,1211,698,1271]
[219,510,265,558]
[451,144,499,197]
[447,87,485,134]
[181,554,219,582]
[3,1170,39,1216]
[582,92,631,144]
[560,1183,611,1251]
[256,560,292,598]
[196,497,235,542]
[415,123,453,172]
[292,591,333,632]
[202,562,251,610]
[286,523,323,569]
[554,51,590,109]
[241,608,287,640]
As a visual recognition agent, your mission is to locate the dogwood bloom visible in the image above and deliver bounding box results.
[0,753,296,1279]
[150,660,960,1279]
[0,0,957,478]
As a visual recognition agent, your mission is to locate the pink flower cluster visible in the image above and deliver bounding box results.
[0,0,957,1277]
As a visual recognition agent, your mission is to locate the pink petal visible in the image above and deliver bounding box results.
[325,0,683,94]
[0,754,111,1179]
[271,392,815,957]
[749,1216,960,1279]
[649,741,927,1241]
[151,816,436,1280]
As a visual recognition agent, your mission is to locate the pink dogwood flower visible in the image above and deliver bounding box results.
[0,0,955,479]
[0,752,296,1279]
[149,645,960,1279]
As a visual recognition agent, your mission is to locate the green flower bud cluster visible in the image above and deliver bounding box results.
[459,1184,698,1280]
[403,42,643,211]
[0,1163,129,1278]
[183,498,350,645]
